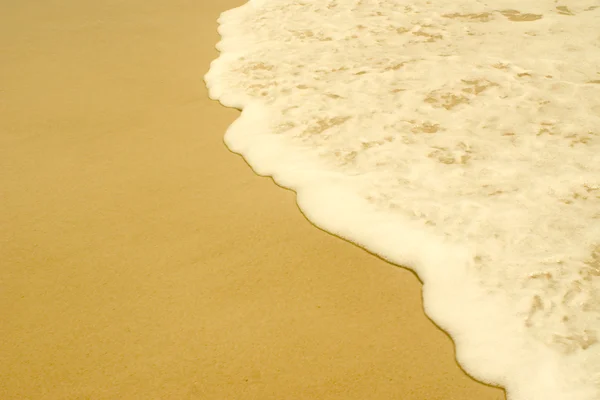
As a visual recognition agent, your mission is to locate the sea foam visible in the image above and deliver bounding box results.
[205,0,600,398]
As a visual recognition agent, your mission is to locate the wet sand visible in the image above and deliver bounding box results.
[0,1,506,399]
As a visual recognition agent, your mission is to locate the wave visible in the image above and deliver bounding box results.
[205,1,600,398]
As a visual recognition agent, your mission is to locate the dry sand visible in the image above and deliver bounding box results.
[0,1,506,399]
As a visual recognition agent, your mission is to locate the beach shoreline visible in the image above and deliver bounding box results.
[0,1,505,398]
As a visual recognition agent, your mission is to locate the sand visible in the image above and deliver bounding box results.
[0,1,506,399]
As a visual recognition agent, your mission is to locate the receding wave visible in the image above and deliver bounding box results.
[205,1,600,398]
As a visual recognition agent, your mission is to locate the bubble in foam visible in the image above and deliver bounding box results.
[206,0,600,398]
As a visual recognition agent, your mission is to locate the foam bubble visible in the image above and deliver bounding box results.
[206,0,600,398]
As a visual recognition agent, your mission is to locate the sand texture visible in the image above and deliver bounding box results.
[0,1,505,399]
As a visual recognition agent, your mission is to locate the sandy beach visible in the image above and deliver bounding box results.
[0,1,506,399]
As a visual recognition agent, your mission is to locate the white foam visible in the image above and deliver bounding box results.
[205,0,600,398]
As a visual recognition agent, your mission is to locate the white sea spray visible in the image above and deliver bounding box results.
[205,1,600,398]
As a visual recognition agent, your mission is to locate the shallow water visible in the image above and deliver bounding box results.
[205,1,600,398]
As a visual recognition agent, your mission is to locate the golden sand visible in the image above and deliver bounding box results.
[0,1,505,398]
